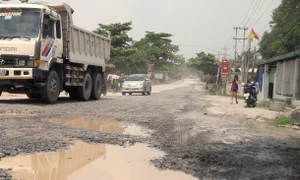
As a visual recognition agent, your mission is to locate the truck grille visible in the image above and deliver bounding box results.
[0,55,30,67]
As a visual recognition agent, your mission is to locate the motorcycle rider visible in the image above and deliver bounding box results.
[251,78,259,100]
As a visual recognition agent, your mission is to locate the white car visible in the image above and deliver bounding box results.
[121,74,152,95]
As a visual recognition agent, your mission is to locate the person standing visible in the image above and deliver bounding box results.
[251,77,259,100]
[231,75,239,104]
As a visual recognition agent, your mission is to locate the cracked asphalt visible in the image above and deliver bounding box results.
[0,79,300,180]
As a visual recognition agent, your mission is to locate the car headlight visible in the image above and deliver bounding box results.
[18,60,26,66]
[27,60,34,67]
[139,83,144,87]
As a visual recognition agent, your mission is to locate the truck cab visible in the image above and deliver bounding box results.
[0,3,110,103]
[0,3,63,72]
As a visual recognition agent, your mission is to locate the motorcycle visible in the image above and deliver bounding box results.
[243,82,258,107]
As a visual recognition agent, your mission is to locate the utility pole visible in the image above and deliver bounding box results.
[251,46,257,79]
[241,27,248,83]
[233,27,238,77]
[245,42,254,83]
[233,26,248,79]
[242,27,248,52]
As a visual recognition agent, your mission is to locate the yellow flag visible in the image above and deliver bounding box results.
[249,29,259,40]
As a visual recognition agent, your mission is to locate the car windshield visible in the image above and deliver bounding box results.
[126,76,145,81]
[0,10,41,38]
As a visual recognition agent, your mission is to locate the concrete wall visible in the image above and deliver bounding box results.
[261,58,299,101]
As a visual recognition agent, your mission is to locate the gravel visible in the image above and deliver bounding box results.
[0,80,300,179]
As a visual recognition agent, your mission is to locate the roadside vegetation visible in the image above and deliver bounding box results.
[272,117,292,126]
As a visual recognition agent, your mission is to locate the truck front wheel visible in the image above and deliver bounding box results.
[78,73,92,101]
[41,70,60,103]
[90,73,102,100]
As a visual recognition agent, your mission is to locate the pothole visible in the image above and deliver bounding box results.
[0,141,197,180]
[43,116,152,137]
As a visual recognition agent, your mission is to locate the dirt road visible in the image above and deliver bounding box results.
[0,79,300,180]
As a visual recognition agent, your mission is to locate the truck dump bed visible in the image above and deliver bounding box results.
[50,4,111,68]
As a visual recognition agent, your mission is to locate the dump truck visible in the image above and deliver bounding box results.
[0,2,111,103]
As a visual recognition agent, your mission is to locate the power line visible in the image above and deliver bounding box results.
[259,23,271,34]
[225,30,235,47]
[249,0,267,27]
[255,4,300,54]
[226,0,255,49]
[239,0,255,27]
[237,0,263,40]
[251,0,275,27]
[257,4,294,34]
[244,0,261,27]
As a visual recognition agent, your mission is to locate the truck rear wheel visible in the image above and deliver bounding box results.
[78,73,92,101]
[41,70,60,103]
[90,73,102,100]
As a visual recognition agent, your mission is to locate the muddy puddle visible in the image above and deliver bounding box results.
[0,114,35,118]
[0,141,197,180]
[44,116,151,137]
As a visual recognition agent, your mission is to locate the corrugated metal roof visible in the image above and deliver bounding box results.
[256,49,300,66]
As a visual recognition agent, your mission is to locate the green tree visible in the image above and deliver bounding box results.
[259,0,300,59]
[135,31,179,72]
[94,23,183,77]
[187,52,219,76]
[93,22,136,74]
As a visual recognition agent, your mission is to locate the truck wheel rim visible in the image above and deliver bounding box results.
[50,79,58,94]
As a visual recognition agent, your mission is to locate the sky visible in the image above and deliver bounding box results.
[15,0,283,59]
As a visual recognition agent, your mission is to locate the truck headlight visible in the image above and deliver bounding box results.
[27,60,34,67]
[18,60,26,66]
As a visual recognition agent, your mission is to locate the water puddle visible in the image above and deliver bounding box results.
[0,114,35,118]
[0,141,197,180]
[43,116,151,137]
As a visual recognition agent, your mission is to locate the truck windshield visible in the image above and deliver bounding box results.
[0,10,41,38]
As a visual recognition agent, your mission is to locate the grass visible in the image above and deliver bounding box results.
[272,117,292,126]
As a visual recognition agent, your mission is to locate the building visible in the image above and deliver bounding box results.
[256,50,300,102]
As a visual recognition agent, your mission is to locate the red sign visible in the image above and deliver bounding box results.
[221,60,229,77]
